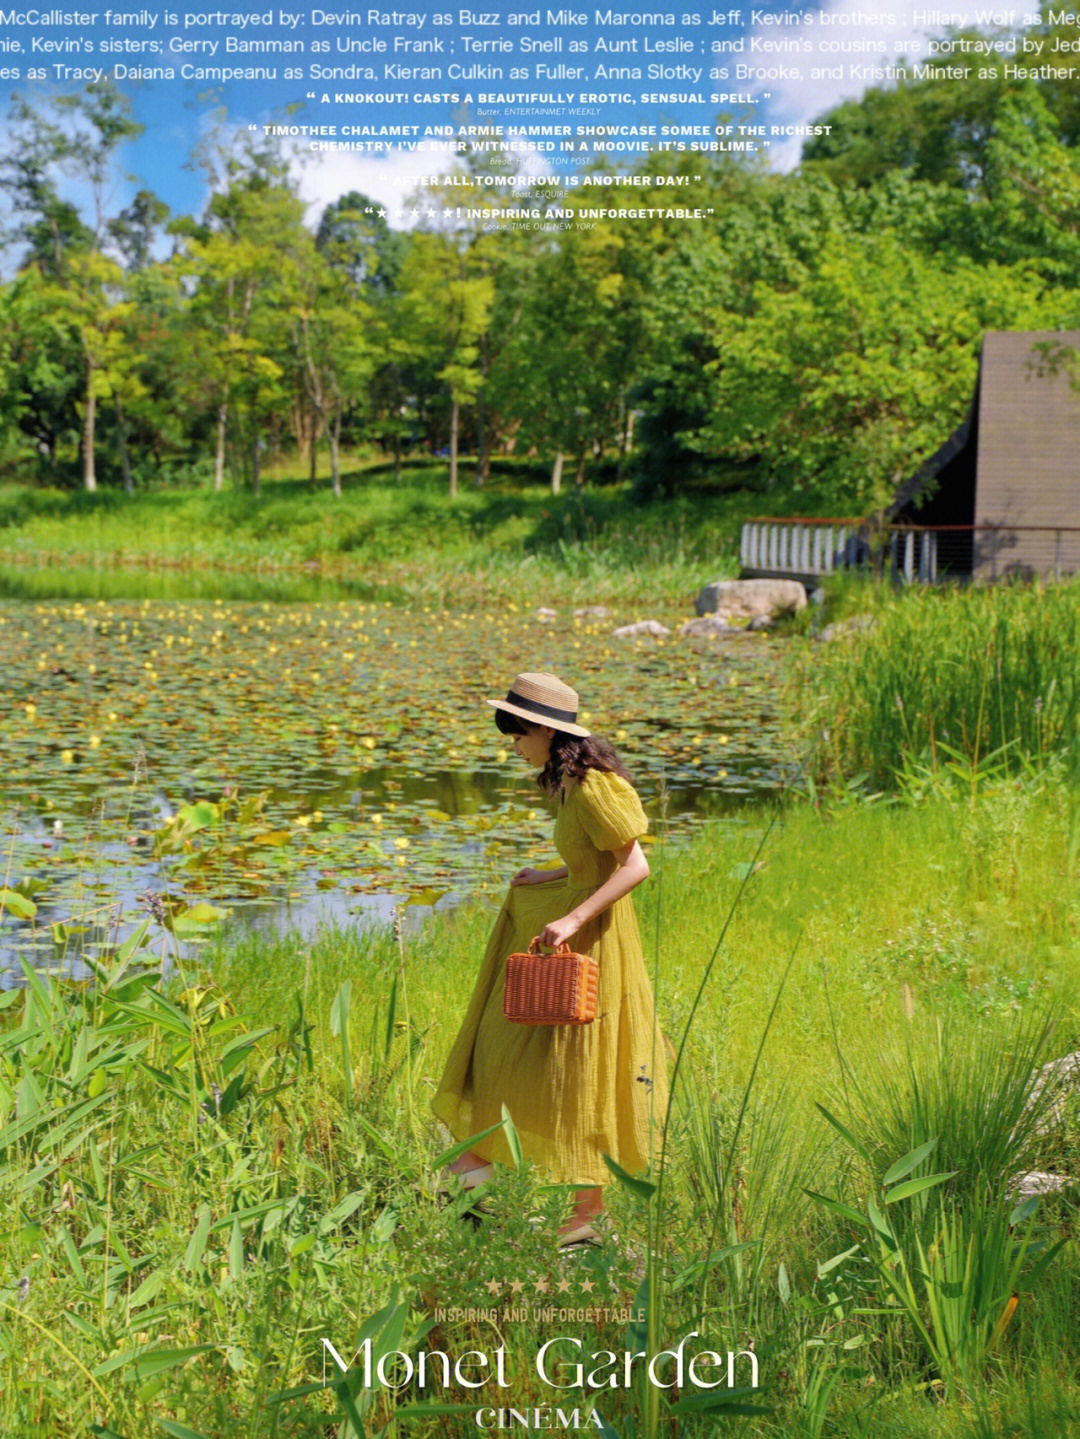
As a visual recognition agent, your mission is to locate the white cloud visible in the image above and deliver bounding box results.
[740,0,1008,170]
[293,132,557,230]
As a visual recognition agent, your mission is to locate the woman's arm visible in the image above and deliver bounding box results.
[511,865,569,885]
[538,839,648,948]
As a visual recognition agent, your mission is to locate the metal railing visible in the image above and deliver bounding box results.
[740,520,1080,583]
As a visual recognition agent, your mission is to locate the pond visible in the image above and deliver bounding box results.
[0,582,794,979]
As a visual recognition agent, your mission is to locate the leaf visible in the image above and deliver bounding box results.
[94,1343,216,1381]
[802,1190,870,1230]
[882,1137,939,1187]
[883,1171,957,1203]
[0,889,37,919]
[502,1105,523,1169]
[601,1153,656,1200]
[815,1103,872,1163]
[177,801,218,830]
[183,1206,212,1273]
[156,1421,215,1439]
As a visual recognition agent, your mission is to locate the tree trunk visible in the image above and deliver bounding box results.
[83,356,97,493]
[476,393,489,487]
[215,401,228,491]
[393,429,402,484]
[251,426,260,497]
[116,396,133,495]
[551,451,563,495]
[574,447,586,487]
[309,411,318,485]
[449,397,459,499]
[330,411,342,499]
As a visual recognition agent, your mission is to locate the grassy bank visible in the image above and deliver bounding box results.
[799,578,1080,790]
[0,465,763,609]
[4,786,1080,1437]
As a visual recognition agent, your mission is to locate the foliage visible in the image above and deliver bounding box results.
[797,580,1080,789]
[3,39,1080,511]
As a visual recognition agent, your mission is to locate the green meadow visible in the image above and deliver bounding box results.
[2,547,1080,1437]
[3,784,1079,1438]
[0,465,759,610]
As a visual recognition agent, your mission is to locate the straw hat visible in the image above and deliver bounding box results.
[487,672,590,737]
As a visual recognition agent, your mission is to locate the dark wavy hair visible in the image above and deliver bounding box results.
[495,707,632,802]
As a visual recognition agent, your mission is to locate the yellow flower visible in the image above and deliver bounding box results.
[372,814,383,826]
[61,749,74,765]
[89,735,101,749]
[294,814,312,827]
[23,703,35,717]
[394,837,410,850]
[495,749,508,763]
[362,737,376,750]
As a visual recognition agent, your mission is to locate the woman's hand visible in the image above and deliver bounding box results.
[510,867,564,886]
[539,914,582,948]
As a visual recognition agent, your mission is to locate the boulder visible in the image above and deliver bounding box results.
[612,620,671,639]
[536,607,557,623]
[680,615,739,638]
[696,578,807,621]
[574,605,612,619]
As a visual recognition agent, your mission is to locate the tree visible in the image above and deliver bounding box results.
[1,83,143,491]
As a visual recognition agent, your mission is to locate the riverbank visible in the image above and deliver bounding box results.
[3,788,1079,1437]
[0,467,761,609]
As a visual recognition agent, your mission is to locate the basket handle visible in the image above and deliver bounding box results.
[527,936,572,955]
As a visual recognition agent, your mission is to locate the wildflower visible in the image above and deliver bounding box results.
[139,890,168,923]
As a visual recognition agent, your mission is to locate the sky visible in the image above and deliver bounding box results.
[0,1,1018,231]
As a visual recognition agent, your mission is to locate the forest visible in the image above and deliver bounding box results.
[3,12,1080,518]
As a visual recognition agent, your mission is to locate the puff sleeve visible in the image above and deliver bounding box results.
[577,770,649,852]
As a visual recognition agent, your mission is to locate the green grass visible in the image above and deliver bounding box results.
[0,461,767,609]
[3,786,1080,1437]
[798,578,1080,790]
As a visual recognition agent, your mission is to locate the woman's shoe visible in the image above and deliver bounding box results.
[457,1163,494,1190]
[557,1221,600,1247]
[436,1163,493,1199]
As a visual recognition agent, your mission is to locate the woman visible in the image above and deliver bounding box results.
[431,671,669,1244]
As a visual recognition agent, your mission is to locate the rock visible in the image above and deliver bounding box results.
[680,615,739,638]
[612,620,671,639]
[817,614,876,643]
[747,614,776,632]
[1017,1050,1080,1138]
[536,607,557,623]
[1007,1170,1079,1198]
[574,605,612,619]
[696,578,807,622]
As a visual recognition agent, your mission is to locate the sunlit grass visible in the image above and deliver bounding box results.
[0,463,755,608]
[3,789,1080,1436]
[799,578,1080,789]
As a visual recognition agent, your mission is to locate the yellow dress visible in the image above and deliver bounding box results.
[431,769,669,1187]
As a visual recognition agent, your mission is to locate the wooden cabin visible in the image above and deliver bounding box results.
[741,331,1080,584]
[889,330,1080,581]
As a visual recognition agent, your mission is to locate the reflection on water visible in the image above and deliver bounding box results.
[1,580,793,976]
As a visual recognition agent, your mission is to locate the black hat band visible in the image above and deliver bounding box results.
[505,689,578,724]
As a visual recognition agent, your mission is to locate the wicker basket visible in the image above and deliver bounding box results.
[503,937,598,1026]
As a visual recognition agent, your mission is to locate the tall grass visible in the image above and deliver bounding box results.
[800,580,1080,789]
[2,790,1080,1435]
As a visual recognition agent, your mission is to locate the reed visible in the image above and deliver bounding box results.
[799,580,1080,790]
